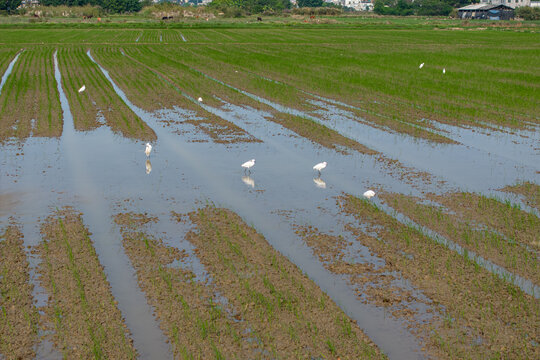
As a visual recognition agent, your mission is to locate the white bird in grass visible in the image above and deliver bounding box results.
[78,85,86,93]
[363,190,376,199]
[443,68,446,74]
[145,159,152,175]
[242,176,255,188]
[145,143,152,157]
[313,161,327,175]
[419,63,424,69]
[241,159,255,173]
[198,97,203,102]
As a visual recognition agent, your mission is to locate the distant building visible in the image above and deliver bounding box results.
[479,0,530,8]
[458,3,515,19]
[19,0,39,8]
[326,0,373,11]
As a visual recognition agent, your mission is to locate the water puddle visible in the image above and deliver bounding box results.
[0,51,21,96]
[179,32,187,42]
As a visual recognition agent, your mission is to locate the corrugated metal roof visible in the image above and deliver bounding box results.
[458,3,514,10]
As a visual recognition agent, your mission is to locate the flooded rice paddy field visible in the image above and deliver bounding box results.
[0,28,539,359]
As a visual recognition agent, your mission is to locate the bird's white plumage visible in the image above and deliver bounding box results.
[198,97,203,102]
[442,68,446,74]
[313,161,327,172]
[419,63,424,69]
[363,190,376,199]
[78,85,86,93]
[145,143,152,157]
[145,159,152,174]
[242,159,255,170]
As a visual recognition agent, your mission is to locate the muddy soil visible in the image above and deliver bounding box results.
[0,224,39,359]
[501,182,540,212]
[36,208,136,359]
[339,194,539,359]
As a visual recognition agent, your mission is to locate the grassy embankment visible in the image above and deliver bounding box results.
[114,207,384,359]
[38,208,136,358]
[0,47,62,141]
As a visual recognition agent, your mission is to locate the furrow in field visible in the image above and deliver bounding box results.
[172,45,455,144]
[90,47,257,144]
[0,48,62,141]
[131,46,377,155]
[500,182,540,212]
[114,207,383,359]
[339,194,539,359]
[380,192,539,286]
[0,224,39,359]
[0,48,18,78]
[36,208,136,359]
[57,47,156,141]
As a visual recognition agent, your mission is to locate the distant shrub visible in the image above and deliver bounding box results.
[516,6,540,20]
[292,7,342,15]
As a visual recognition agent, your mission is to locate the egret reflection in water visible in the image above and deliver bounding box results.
[242,175,255,188]
[313,177,326,189]
[145,159,152,175]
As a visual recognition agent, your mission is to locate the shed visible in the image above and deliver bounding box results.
[458,4,515,20]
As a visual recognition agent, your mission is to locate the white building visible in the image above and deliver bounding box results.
[328,0,373,11]
[479,0,530,8]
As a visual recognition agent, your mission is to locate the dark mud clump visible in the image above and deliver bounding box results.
[339,194,540,359]
[37,208,136,359]
[0,224,39,359]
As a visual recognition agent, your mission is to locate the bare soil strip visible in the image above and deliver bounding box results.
[380,192,539,285]
[0,48,62,141]
[501,182,540,212]
[57,47,156,141]
[0,224,39,359]
[339,194,539,359]
[428,192,540,251]
[37,208,136,359]
[94,47,258,144]
[115,208,383,359]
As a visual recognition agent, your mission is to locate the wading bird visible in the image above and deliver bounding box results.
[198,97,203,102]
[242,159,255,173]
[443,68,446,74]
[363,190,376,199]
[145,143,152,157]
[419,63,424,69]
[78,85,86,93]
[313,161,327,176]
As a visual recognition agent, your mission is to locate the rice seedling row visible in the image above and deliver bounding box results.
[36,208,136,359]
[337,194,539,359]
[380,192,539,285]
[114,207,383,359]
[0,47,62,141]
[500,181,540,212]
[57,47,156,140]
[0,224,39,359]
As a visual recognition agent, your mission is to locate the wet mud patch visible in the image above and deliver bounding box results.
[0,223,39,359]
[115,207,384,359]
[57,48,156,141]
[380,192,539,285]
[339,194,539,359]
[0,48,62,141]
[500,181,540,212]
[428,191,540,250]
[36,208,136,359]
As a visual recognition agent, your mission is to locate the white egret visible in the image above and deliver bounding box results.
[198,97,203,102]
[313,161,327,175]
[419,63,424,69]
[242,176,255,188]
[443,68,446,74]
[145,159,152,175]
[241,159,255,173]
[313,177,326,189]
[78,85,86,93]
[145,143,152,157]
[363,190,376,199]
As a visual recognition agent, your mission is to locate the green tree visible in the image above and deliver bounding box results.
[101,0,141,13]
[297,0,324,7]
[0,0,22,13]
